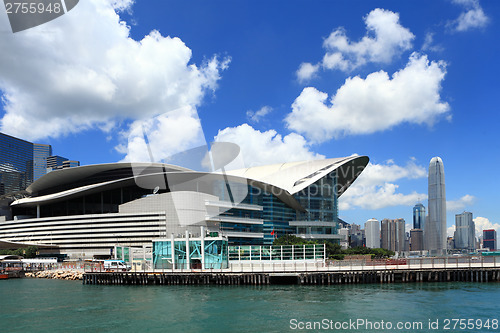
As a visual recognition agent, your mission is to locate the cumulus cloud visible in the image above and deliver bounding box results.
[117,106,206,162]
[449,0,489,32]
[296,62,320,83]
[0,0,228,145]
[447,194,476,212]
[214,123,324,168]
[246,106,273,123]
[339,159,427,210]
[474,216,500,237]
[321,8,414,72]
[286,53,449,143]
[447,225,456,238]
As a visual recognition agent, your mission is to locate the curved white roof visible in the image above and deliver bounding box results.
[14,156,368,211]
[226,155,368,196]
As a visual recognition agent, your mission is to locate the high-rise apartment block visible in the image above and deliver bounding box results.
[381,218,405,252]
[426,157,447,256]
[364,218,380,248]
[454,211,475,251]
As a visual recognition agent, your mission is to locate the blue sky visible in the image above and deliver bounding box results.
[0,0,499,237]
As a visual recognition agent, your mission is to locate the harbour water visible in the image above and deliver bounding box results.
[1,279,499,332]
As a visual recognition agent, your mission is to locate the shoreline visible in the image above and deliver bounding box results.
[25,270,83,281]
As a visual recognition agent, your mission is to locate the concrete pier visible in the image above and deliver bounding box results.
[83,268,500,286]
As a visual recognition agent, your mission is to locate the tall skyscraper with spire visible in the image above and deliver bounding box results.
[426,157,447,256]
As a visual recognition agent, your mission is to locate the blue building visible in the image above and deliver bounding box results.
[0,132,79,196]
[0,133,34,195]
[413,203,426,230]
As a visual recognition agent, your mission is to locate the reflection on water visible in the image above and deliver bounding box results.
[1,279,499,332]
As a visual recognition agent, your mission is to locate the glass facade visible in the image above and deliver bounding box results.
[12,185,152,217]
[0,133,77,195]
[0,133,33,195]
[153,238,228,269]
[33,144,52,181]
[228,244,325,261]
[413,203,425,230]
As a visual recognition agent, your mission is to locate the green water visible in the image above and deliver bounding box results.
[1,279,499,332]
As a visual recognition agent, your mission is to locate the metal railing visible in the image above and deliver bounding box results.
[80,256,500,274]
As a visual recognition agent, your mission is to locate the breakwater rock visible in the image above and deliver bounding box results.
[25,270,83,280]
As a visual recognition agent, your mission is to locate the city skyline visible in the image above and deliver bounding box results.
[0,1,498,236]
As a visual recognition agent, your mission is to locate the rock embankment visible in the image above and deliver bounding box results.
[25,270,83,280]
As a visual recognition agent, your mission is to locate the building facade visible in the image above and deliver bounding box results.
[413,203,425,230]
[0,133,33,195]
[426,157,447,256]
[33,144,52,182]
[381,218,405,252]
[364,218,380,249]
[410,229,424,251]
[483,229,497,251]
[0,156,369,259]
[0,132,79,196]
[454,211,475,251]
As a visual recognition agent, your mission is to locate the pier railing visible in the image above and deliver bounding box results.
[82,255,500,274]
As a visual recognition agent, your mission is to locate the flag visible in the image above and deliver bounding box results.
[271,229,275,236]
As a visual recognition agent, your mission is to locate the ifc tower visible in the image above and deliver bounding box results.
[426,157,447,256]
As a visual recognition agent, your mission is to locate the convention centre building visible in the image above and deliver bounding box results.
[0,155,368,259]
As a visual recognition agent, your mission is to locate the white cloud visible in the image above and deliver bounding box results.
[0,0,228,143]
[214,123,324,168]
[321,8,414,72]
[117,106,206,162]
[339,159,427,210]
[447,225,456,238]
[421,32,443,52]
[474,217,500,237]
[449,0,489,32]
[286,53,449,143]
[296,62,320,83]
[246,106,273,123]
[447,194,476,212]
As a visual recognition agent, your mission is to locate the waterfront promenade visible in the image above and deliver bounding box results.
[82,256,500,286]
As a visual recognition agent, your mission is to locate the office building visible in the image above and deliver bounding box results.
[381,218,405,252]
[410,229,424,251]
[47,155,80,171]
[33,144,52,182]
[0,155,369,258]
[364,218,380,248]
[413,203,425,230]
[454,212,475,251]
[0,132,79,195]
[0,133,33,195]
[483,229,497,251]
[426,157,447,256]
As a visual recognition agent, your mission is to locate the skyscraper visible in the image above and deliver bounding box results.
[483,229,497,251]
[413,203,426,229]
[0,132,80,195]
[410,229,424,251]
[33,143,52,181]
[381,218,405,252]
[0,133,33,195]
[364,218,380,248]
[454,211,475,251]
[426,157,447,256]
